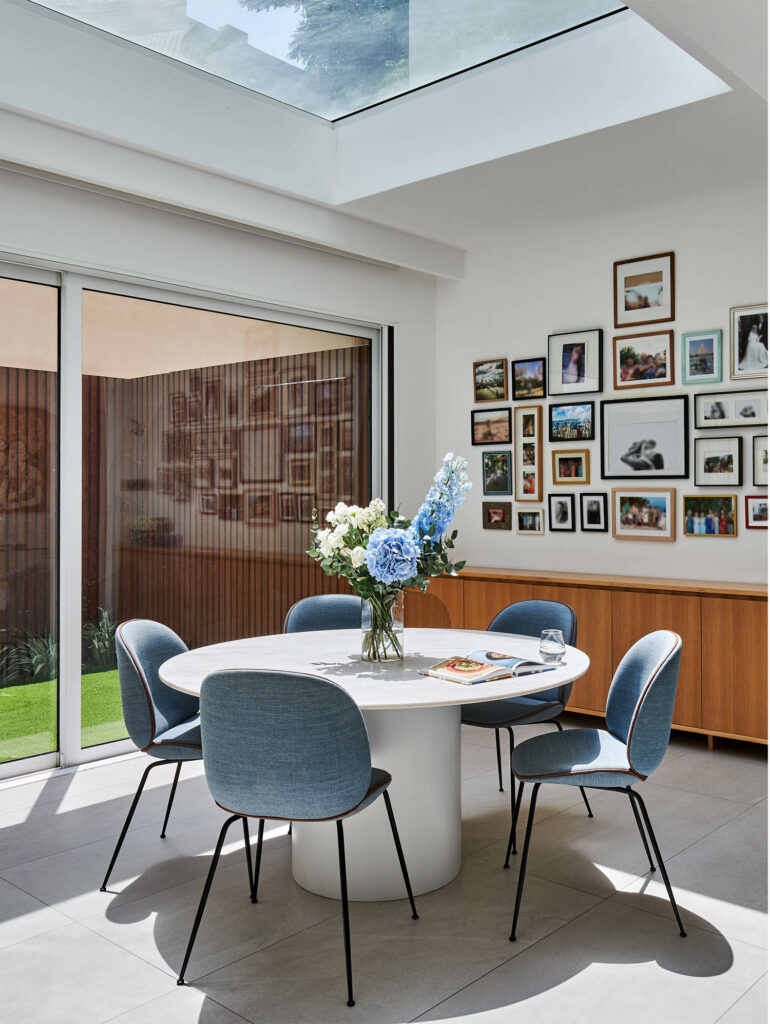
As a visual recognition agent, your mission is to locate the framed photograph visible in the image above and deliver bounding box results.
[169,392,187,426]
[317,448,336,499]
[682,329,722,385]
[473,359,509,402]
[203,379,222,421]
[227,390,240,419]
[552,449,589,485]
[612,487,675,541]
[339,420,353,451]
[239,425,283,483]
[601,396,689,479]
[244,492,273,523]
[580,492,608,532]
[192,457,213,489]
[682,494,737,537]
[297,494,314,522]
[157,467,174,494]
[187,395,202,424]
[198,492,217,515]
[279,492,296,521]
[549,401,594,442]
[753,435,768,487]
[163,429,191,462]
[482,451,512,495]
[173,467,191,503]
[548,493,575,531]
[216,455,238,489]
[286,382,310,416]
[482,500,512,530]
[547,329,602,396]
[512,358,546,400]
[694,436,743,487]
[730,303,768,379]
[613,330,674,389]
[287,455,314,489]
[514,406,542,501]
[515,508,544,535]
[745,495,768,529]
[613,252,675,328]
[317,380,340,415]
[318,421,336,449]
[694,390,768,429]
[247,385,276,419]
[286,422,315,453]
[218,492,242,522]
[471,407,512,446]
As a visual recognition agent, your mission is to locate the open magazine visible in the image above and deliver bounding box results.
[420,648,556,686]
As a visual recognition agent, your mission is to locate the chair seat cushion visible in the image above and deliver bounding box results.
[512,727,640,788]
[345,767,391,818]
[461,696,563,728]
[146,714,202,760]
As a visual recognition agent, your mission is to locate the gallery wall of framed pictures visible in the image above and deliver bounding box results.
[471,249,767,544]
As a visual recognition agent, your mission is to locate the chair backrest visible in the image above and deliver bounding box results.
[200,670,372,820]
[283,594,362,633]
[116,620,198,750]
[605,630,682,778]
[488,599,577,704]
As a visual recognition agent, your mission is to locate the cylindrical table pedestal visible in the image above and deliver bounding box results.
[292,704,461,901]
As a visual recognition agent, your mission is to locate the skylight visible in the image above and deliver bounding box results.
[30,1,626,121]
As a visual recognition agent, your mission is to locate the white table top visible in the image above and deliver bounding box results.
[159,628,590,711]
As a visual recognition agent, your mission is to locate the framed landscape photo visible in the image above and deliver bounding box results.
[745,495,768,529]
[613,330,674,389]
[548,329,602,396]
[482,500,512,530]
[694,436,743,487]
[482,450,512,495]
[580,492,608,532]
[549,401,594,442]
[515,507,544,536]
[548,493,575,532]
[613,252,675,329]
[753,435,768,486]
[612,487,675,541]
[471,407,512,446]
[682,329,722,385]
[514,405,542,501]
[730,303,768,380]
[512,357,546,400]
[552,449,590,485]
[473,359,509,402]
[694,390,768,429]
[682,494,737,537]
[601,396,688,479]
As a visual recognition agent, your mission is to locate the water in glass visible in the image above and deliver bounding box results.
[539,628,566,665]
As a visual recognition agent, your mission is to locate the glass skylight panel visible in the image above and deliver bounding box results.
[31,1,626,120]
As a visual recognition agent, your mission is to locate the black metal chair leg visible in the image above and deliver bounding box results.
[628,788,687,938]
[382,791,418,919]
[100,758,172,892]
[178,814,240,984]
[506,726,516,833]
[579,787,594,818]
[626,788,655,873]
[251,818,265,903]
[504,780,524,868]
[242,818,254,900]
[495,728,504,792]
[160,762,182,839]
[336,821,355,1008]
[510,782,540,940]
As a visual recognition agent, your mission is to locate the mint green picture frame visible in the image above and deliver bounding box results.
[681,329,722,385]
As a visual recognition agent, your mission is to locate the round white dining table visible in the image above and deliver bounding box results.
[159,627,589,902]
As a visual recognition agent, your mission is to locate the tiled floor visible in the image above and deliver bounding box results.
[0,717,766,1024]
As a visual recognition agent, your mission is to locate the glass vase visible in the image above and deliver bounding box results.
[361,591,405,662]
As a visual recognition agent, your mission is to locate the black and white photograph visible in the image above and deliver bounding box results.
[547,329,603,395]
[601,396,689,479]
[548,493,575,531]
[482,451,512,495]
[515,507,544,535]
[580,492,608,532]
[694,436,743,487]
[549,401,594,441]
[731,303,768,379]
[694,390,768,429]
[613,252,675,328]
[753,435,768,487]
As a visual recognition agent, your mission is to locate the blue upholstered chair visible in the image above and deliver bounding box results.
[177,669,418,1006]
[100,620,201,892]
[461,600,592,843]
[508,630,686,941]
[284,593,362,633]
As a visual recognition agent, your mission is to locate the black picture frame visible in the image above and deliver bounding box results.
[693,389,768,429]
[548,493,575,532]
[549,400,595,442]
[511,357,547,400]
[471,407,512,446]
[547,329,603,396]
[580,492,608,532]
[694,436,743,487]
[753,435,768,487]
[600,395,689,480]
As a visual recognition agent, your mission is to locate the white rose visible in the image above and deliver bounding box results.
[350,546,366,568]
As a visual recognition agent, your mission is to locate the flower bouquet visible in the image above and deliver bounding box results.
[308,453,471,662]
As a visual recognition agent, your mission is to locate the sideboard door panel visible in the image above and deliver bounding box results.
[462,580,534,631]
[405,577,464,628]
[701,597,768,740]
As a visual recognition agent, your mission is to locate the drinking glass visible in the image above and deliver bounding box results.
[539,628,566,665]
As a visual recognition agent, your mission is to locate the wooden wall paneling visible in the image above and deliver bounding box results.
[462,579,534,631]
[701,597,768,740]
[611,589,702,728]
[532,584,613,713]
[405,576,464,628]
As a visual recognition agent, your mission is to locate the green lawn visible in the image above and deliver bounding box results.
[0,668,127,763]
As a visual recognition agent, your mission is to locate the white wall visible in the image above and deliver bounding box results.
[436,182,768,582]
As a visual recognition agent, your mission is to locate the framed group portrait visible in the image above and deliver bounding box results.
[601,395,689,479]
[552,449,590,485]
[612,487,675,542]
[682,494,737,537]
[547,329,602,396]
[613,252,675,329]
[694,436,742,488]
[613,330,674,389]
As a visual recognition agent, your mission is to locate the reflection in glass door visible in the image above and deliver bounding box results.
[0,277,59,765]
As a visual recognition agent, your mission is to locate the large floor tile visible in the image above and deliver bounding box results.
[717,974,767,1023]
[0,877,70,950]
[102,980,254,1024]
[649,744,767,805]
[416,899,768,1024]
[2,921,175,1024]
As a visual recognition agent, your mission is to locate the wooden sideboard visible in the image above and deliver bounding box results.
[405,567,768,746]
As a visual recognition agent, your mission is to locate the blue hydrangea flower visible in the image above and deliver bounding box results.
[412,452,471,545]
[365,527,421,584]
